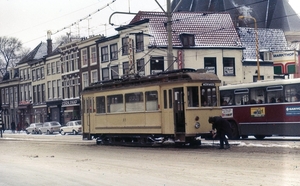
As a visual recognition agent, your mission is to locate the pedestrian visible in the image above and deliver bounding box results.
[11,121,16,133]
[17,122,21,133]
[208,116,232,149]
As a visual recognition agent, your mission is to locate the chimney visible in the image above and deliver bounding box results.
[47,30,53,55]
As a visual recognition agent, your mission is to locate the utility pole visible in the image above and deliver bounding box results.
[166,0,174,71]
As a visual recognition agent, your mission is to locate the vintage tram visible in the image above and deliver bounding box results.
[81,69,222,145]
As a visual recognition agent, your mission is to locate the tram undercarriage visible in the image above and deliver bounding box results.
[85,134,202,147]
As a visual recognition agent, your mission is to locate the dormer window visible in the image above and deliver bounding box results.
[179,33,195,47]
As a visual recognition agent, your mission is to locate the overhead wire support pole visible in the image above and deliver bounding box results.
[166,0,174,71]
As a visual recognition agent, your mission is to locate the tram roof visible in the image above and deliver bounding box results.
[82,68,220,93]
[220,78,300,90]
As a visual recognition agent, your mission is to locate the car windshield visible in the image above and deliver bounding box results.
[75,121,81,125]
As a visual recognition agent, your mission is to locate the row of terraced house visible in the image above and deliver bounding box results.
[0,11,297,130]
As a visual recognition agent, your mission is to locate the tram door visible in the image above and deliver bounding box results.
[173,88,185,133]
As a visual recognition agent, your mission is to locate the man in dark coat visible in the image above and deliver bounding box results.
[11,121,16,133]
[208,116,232,149]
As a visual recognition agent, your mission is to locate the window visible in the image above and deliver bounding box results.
[82,72,89,89]
[90,46,97,64]
[234,89,249,105]
[122,37,129,55]
[74,78,79,97]
[150,57,164,74]
[27,68,30,79]
[33,86,36,103]
[163,90,167,109]
[136,34,144,52]
[52,80,56,98]
[250,88,265,104]
[57,80,61,98]
[110,44,118,60]
[36,68,40,79]
[179,34,195,47]
[47,81,51,99]
[123,62,129,75]
[107,94,123,113]
[168,89,173,108]
[47,63,51,75]
[81,48,88,66]
[20,69,23,80]
[101,46,108,62]
[187,87,199,107]
[37,85,41,102]
[96,96,106,113]
[285,84,300,102]
[32,69,35,81]
[125,92,144,112]
[137,58,145,76]
[51,62,55,74]
[146,91,158,111]
[266,85,283,103]
[102,68,109,80]
[111,65,119,79]
[201,86,217,106]
[220,90,234,106]
[41,67,45,78]
[42,84,45,102]
[91,70,98,83]
[204,57,217,74]
[56,61,61,73]
[223,58,235,76]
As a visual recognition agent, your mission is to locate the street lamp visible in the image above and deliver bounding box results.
[238,15,261,81]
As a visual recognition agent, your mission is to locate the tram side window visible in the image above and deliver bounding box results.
[285,84,300,102]
[201,87,217,106]
[107,94,124,113]
[234,89,249,105]
[163,90,167,109]
[187,87,199,107]
[125,92,144,112]
[266,86,283,103]
[96,96,106,113]
[169,89,173,108]
[146,91,158,111]
[250,88,265,104]
[220,90,233,105]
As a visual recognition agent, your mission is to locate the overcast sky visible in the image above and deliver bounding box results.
[0,0,299,50]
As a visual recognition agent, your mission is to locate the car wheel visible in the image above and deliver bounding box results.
[61,130,65,135]
[73,130,78,135]
[38,130,42,134]
[26,130,30,134]
[46,130,50,135]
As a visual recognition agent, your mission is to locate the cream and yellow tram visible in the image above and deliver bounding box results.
[81,69,222,145]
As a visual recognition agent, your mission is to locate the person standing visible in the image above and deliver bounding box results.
[11,121,16,133]
[208,116,232,149]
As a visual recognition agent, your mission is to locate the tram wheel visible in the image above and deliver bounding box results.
[230,122,240,139]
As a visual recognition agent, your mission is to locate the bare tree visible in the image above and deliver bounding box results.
[0,36,23,76]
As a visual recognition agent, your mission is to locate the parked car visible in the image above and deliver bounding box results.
[39,121,61,134]
[25,123,43,134]
[60,120,82,135]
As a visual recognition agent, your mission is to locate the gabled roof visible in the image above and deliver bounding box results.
[171,0,300,32]
[129,11,242,48]
[237,27,289,61]
[18,42,60,65]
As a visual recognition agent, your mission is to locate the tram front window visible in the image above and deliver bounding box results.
[187,87,199,107]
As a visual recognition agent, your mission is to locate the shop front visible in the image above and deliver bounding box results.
[61,98,81,124]
[18,101,33,130]
[46,100,63,124]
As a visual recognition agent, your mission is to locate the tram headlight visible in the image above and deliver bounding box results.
[194,122,200,129]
